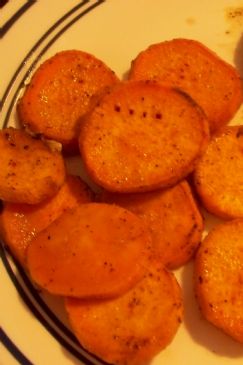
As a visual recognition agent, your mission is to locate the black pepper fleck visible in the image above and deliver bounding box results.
[0,200,3,214]
[114,105,121,112]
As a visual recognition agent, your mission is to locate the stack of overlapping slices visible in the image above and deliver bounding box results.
[0,38,243,364]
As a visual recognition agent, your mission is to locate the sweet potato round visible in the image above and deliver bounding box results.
[65,264,183,365]
[0,127,65,204]
[17,50,119,153]
[0,175,92,266]
[80,80,209,193]
[195,219,243,343]
[27,203,152,298]
[100,180,203,269]
[129,38,242,133]
[194,126,243,219]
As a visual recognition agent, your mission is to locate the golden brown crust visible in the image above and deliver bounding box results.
[27,203,152,298]
[194,125,243,219]
[0,127,66,204]
[80,80,209,193]
[17,50,119,153]
[65,264,183,365]
[100,180,203,269]
[194,219,243,343]
[0,175,93,266]
[129,38,243,133]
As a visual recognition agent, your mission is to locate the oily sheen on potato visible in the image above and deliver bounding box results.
[80,80,209,193]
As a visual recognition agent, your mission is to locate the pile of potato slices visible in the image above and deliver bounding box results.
[0,38,243,365]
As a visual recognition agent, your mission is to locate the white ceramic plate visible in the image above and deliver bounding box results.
[1,1,243,364]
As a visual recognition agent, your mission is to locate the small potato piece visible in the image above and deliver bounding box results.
[17,50,119,153]
[129,38,243,133]
[80,80,209,193]
[0,127,65,204]
[27,203,152,298]
[65,264,183,365]
[101,180,203,269]
[0,176,93,266]
[195,219,243,343]
[194,126,243,219]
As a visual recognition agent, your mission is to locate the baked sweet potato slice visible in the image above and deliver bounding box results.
[80,80,209,193]
[0,176,93,266]
[27,203,152,298]
[17,50,119,153]
[100,180,203,269]
[194,126,243,219]
[194,219,243,343]
[129,38,243,133]
[65,264,183,365]
[0,127,65,204]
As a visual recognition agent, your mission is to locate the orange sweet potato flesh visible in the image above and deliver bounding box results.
[27,203,152,298]
[0,176,93,266]
[100,180,203,269]
[194,126,243,219]
[17,50,119,154]
[129,38,243,133]
[194,219,243,343]
[65,264,183,365]
[0,127,66,204]
[80,80,209,193]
